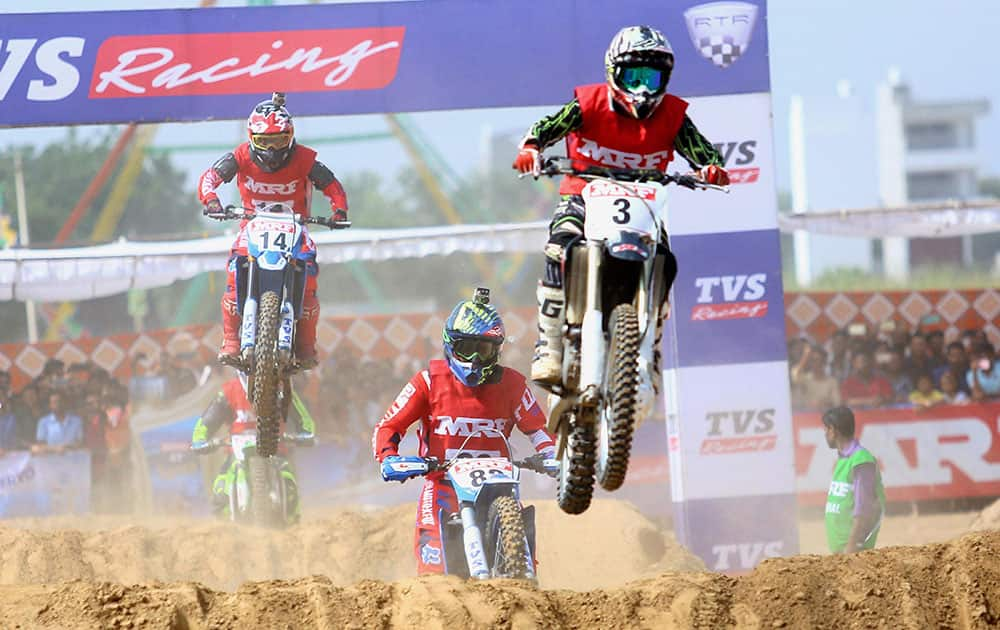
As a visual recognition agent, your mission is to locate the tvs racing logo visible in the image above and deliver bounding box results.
[692,273,768,321]
[713,140,759,185]
[576,138,671,170]
[89,27,405,98]
[701,408,776,454]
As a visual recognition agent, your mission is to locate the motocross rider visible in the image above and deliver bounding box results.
[512,25,729,385]
[191,375,316,522]
[372,289,557,576]
[197,92,349,370]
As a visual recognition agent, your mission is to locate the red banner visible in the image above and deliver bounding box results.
[794,403,1000,503]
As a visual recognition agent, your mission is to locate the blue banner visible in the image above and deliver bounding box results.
[0,450,91,518]
[0,0,769,126]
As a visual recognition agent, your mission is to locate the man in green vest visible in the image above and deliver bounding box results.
[823,406,885,554]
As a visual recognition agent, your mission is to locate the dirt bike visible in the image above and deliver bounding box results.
[194,428,314,528]
[382,429,559,580]
[206,204,348,456]
[529,158,727,514]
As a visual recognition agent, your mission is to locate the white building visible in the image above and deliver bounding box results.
[876,71,990,278]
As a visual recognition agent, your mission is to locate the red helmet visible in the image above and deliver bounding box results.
[246,92,295,172]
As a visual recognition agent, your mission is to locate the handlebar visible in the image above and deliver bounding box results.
[530,157,729,193]
[205,205,351,230]
[190,431,315,454]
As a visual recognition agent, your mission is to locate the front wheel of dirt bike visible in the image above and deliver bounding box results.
[486,494,532,579]
[246,453,272,527]
[556,416,596,515]
[596,303,640,492]
[253,290,282,457]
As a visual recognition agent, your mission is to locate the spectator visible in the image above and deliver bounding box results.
[33,358,66,402]
[163,352,198,398]
[102,383,133,513]
[0,381,18,453]
[128,353,168,404]
[12,383,44,447]
[968,343,1000,401]
[879,349,912,403]
[33,390,83,454]
[790,344,841,411]
[888,320,911,355]
[827,329,852,381]
[909,372,945,409]
[961,329,979,352]
[903,334,934,384]
[840,352,893,409]
[940,371,970,405]
[66,362,93,415]
[933,342,971,396]
[925,330,946,370]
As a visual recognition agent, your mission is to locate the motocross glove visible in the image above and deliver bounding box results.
[202,199,223,216]
[512,142,541,177]
[380,455,431,483]
[698,165,730,186]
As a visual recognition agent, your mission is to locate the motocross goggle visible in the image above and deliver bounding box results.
[251,132,293,151]
[452,338,501,362]
[618,65,666,93]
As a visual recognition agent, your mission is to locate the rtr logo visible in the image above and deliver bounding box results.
[684,2,759,69]
[691,273,768,321]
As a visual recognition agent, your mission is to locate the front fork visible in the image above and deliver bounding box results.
[633,254,665,422]
[460,504,489,579]
[578,241,605,407]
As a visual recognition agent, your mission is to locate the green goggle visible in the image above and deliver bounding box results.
[452,338,501,361]
[619,66,664,92]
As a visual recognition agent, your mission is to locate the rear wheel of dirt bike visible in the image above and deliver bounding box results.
[253,291,281,457]
[486,494,532,579]
[246,454,272,527]
[597,303,640,491]
[556,417,596,515]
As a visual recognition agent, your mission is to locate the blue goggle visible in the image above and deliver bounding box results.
[620,66,664,92]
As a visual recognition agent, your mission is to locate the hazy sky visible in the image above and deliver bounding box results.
[1,0,998,213]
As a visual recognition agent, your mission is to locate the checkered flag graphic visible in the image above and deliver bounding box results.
[698,35,743,69]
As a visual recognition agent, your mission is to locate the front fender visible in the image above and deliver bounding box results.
[605,231,652,261]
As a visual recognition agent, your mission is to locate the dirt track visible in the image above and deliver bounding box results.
[0,531,998,629]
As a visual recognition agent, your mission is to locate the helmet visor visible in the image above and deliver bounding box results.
[452,338,501,362]
[251,132,292,151]
[619,66,665,93]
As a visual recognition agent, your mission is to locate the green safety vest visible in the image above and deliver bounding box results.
[825,445,885,553]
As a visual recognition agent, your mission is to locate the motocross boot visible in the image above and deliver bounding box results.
[218,292,242,367]
[293,290,320,371]
[531,283,565,385]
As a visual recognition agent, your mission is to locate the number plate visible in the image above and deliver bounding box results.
[246,216,297,253]
[582,180,664,241]
[448,457,514,490]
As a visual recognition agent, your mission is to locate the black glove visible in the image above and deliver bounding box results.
[202,199,223,216]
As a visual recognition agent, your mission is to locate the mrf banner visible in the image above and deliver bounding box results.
[1,0,768,126]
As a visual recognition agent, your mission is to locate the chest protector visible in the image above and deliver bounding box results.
[419,359,518,460]
[561,83,688,195]
[234,142,318,217]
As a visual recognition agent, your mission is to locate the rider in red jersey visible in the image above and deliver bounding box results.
[513,26,729,385]
[197,92,349,370]
[373,289,556,576]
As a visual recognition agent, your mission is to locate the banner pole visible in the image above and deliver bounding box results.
[13,152,38,344]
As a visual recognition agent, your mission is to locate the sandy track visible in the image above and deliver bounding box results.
[2,531,998,629]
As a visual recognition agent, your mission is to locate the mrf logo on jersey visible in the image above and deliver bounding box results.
[691,273,768,321]
[713,140,759,184]
[433,417,509,437]
[575,137,672,170]
[701,408,776,454]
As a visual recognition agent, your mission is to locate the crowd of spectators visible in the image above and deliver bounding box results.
[0,358,135,512]
[789,318,1000,412]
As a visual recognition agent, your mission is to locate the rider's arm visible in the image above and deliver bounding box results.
[372,370,432,462]
[673,115,724,169]
[307,161,349,214]
[191,390,234,443]
[521,98,583,150]
[510,377,556,456]
[197,153,238,206]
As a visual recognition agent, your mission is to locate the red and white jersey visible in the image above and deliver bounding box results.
[197,142,347,219]
[221,377,256,434]
[561,83,688,195]
[373,359,554,462]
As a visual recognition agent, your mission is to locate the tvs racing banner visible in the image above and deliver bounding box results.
[0,0,769,126]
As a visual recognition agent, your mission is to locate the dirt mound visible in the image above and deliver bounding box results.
[3,531,998,629]
[0,499,699,591]
[969,498,1000,532]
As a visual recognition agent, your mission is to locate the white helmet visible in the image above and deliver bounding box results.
[605,26,675,119]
